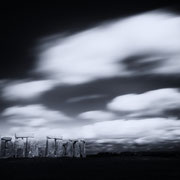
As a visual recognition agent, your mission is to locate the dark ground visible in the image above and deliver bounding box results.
[0,156,180,180]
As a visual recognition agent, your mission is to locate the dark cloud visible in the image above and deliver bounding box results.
[122,54,165,73]
[34,75,180,116]
[1,74,180,117]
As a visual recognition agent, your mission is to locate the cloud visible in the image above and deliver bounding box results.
[78,110,116,122]
[36,10,180,85]
[0,80,7,87]
[2,104,71,127]
[2,80,56,100]
[80,118,180,142]
[2,10,180,101]
[2,110,180,144]
[67,94,106,103]
[107,88,180,117]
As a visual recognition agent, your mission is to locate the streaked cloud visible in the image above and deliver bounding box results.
[78,110,116,122]
[4,116,180,144]
[108,88,180,117]
[80,118,180,141]
[2,80,56,100]
[2,104,71,127]
[36,11,180,86]
[67,94,106,103]
[2,10,180,102]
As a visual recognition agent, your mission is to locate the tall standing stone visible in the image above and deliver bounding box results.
[66,140,73,157]
[14,138,26,158]
[62,140,68,157]
[56,139,64,157]
[37,139,46,157]
[0,137,14,158]
[14,133,35,158]
[26,139,37,158]
[73,140,81,158]
[46,137,55,157]
[79,139,86,158]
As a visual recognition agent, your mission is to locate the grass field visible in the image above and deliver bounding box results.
[0,156,180,180]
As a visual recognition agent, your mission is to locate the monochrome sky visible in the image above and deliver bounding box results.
[1,1,180,152]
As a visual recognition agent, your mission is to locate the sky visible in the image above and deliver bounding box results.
[1,1,180,153]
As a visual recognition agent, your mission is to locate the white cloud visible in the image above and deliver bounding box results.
[36,11,180,85]
[2,104,71,127]
[2,80,56,100]
[3,114,180,144]
[78,110,116,122]
[28,118,180,142]
[108,88,180,117]
[80,118,180,141]
[2,11,180,101]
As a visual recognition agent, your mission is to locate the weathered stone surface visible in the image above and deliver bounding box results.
[1,137,14,158]
[5,141,14,158]
[46,139,55,157]
[38,147,46,157]
[1,139,6,157]
[1,137,12,141]
[66,140,73,157]
[36,140,46,157]
[47,136,63,139]
[0,142,2,158]
[62,141,68,156]
[56,140,64,157]
[80,140,86,158]
[0,135,86,158]
[14,138,26,158]
[73,140,81,158]
[26,139,37,158]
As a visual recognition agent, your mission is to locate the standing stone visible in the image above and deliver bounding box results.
[5,140,14,158]
[38,147,46,157]
[14,138,26,158]
[62,141,68,157]
[26,139,37,158]
[79,140,86,158]
[26,139,32,158]
[14,133,34,158]
[56,140,64,157]
[0,138,1,157]
[1,138,6,157]
[36,139,46,157]
[66,140,73,157]
[46,139,55,157]
[31,140,39,157]
[73,140,81,158]
[0,139,1,157]
[1,137,14,158]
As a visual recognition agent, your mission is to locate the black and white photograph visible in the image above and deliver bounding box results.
[0,1,180,179]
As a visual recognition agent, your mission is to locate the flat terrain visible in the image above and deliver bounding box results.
[0,156,180,180]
